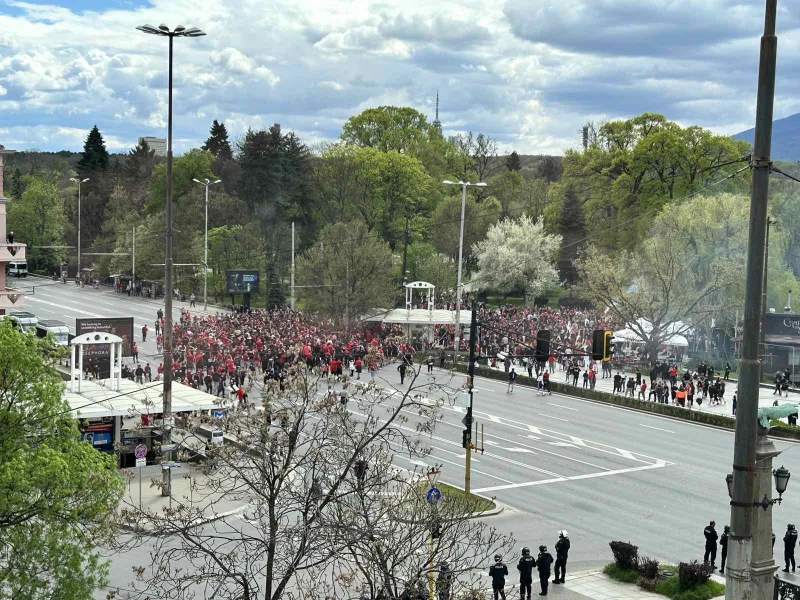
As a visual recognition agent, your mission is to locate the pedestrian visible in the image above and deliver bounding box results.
[543,370,551,395]
[724,362,731,381]
[638,380,647,400]
[553,531,570,584]
[132,342,139,362]
[144,364,152,382]
[157,308,163,321]
[582,370,589,389]
[427,355,434,373]
[142,323,148,342]
[439,350,447,369]
[154,319,161,336]
[189,292,196,308]
[732,392,737,416]
[784,523,798,573]
[720,525,729,573]
[537,372,544,395]
[436,562,453,600]
[517,547,535,600]
[355,357,363,379]
[535,545,554,596]
[398,362,407,385]
[704,521,718,567]
[507,368,517,394]
[489,554,508,600]
[135,364,144,384]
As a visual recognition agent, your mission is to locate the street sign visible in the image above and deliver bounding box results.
[135,458,146,468]
[461,413,473,428]
[134,444,147,459]
[426,487,441,505]
[212,410,225,419]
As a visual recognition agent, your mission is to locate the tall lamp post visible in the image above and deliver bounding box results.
[442,180,486,366]
[69,177,89,278]
[192,177,221,311]
[137,23,206,497]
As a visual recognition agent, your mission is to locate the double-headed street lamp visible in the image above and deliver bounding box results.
[442,180,487,366]
[69,177,89,277]
[137,22,206,497]
[192,178,222,311]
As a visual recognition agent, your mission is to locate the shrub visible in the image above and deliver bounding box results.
[609,541,639,570]
[603,563,639,583]
[678,561,712,588]
[638,556,660,579]
[637,576,658,591]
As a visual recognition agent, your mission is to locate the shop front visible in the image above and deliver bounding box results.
[763,312,800,378]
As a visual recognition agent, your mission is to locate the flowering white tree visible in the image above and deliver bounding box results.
[472,215,561,304]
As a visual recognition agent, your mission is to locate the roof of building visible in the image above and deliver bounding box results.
[362,308,472,326]
[64,378,227,419]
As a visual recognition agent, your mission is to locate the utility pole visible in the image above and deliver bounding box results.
[760,217,777,380]
[132,226,135,289]
[290,221,295,311]
[464,307,477,494]
[726,2,779,599]
[69,177,89,278]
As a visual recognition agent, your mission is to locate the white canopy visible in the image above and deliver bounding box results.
[362,308,472,326]
[614,319,691,347]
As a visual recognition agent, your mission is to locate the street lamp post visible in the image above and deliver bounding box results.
[192,178,222,311]
[69,177,89,278]
[137,23,206,497]
[442,180,486,366]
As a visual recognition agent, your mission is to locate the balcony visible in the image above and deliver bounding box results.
[0,288,24,310]
[0,243,25,262]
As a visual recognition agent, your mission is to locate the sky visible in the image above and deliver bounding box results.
[0,0,799,156]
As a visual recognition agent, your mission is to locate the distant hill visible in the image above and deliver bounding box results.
[733,113,800,162]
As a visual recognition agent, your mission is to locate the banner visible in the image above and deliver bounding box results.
[76,317,135,357]
[226,269,260,294]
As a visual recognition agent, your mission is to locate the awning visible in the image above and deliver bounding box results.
[614,327,689,347]
[362,308,472,326]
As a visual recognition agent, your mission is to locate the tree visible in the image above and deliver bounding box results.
[505,150,521,172]
[341,106,439,155]
[449,131,500,197]
[472,215,561,304]
[76,125,109,175]
[146,148,217,213]
[202,119,233,161]
[297,222,394,328]
[0,321,123,598]
[9,167,23,199]
[121,368,512,600]
[121,139,159,213]
[430,193,501,265]
[555,184,586,284]
[7,178,65,270]
[405,242,457,293]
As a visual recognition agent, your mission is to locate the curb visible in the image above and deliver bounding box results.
[118,502,250,535]
[441,481,506,519]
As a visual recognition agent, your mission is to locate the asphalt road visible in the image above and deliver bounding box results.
[21,284,798,589]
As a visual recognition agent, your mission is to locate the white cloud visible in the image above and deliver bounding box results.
[0,0,797,156]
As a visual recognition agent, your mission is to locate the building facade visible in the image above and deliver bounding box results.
[0,144,25,315]
[763,312,800,378]
[138,136,167,157]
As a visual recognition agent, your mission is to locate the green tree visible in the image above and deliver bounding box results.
[202,119,233,161]
[7,178,65,271]
[505,150,521,172]
[555,184,586,284]
[0,321,123,599]
[122,139,159,212]
[9,167,23,199]
[146,148,216,213]
[405,241,457,292]
[297,222,394,328]
[76,125,109,175]
[430,193,501,264]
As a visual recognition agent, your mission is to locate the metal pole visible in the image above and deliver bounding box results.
[161,33,175,498]
[760,218,775,380]
[204,180,208,311]
[132,226,136,291]
[453,182,467,366]
[726,2,778,598]
[77,181,81,277]
[464,307,477,495]
[290,221,295,311]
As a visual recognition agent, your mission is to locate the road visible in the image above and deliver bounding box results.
[20,284,796,590]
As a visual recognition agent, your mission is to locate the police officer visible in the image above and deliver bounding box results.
[719,525,729,573]
[554,530,570,584]
[517,547,535,600]
[489,554,508,600]
[535,545,554,596]
[437,562,453,600]
[784,524,798,573]
[398,362,407,385]
[703,520,718,567]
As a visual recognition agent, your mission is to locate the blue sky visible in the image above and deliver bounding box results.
[1,0,799,155]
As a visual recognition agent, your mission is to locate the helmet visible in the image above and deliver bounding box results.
[494,554,502,562]
[539,545,547,553]
[559,530,569,538]
[724,525,731,532]
[790,524,796,530]
[522,547,530,556]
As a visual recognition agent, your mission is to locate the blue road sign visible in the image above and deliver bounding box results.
[426,487,441,504]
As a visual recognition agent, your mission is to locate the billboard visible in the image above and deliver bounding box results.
[76,317,135,357]
[226,269,260,294]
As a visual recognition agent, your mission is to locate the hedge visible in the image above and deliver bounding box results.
[442,362,800,441]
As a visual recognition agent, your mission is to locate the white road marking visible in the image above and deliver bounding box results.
[524,434,541,440]
[527,425,543,435]
[617,449,637,460]
[568,436,588,447]
[488,414,502,423]
[537,413,568,422]
[548,403,578,412]
[473,462,670,493]
[640,424,675,433]
[505,448,537,454]
[547,442,577,448]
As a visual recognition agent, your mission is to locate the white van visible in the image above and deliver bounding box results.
[36,320,70,346]
[8,311,38,333]
[195,423,224,445]
[6,261,28,277]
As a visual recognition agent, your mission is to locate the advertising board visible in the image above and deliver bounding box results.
[75,317,135,357]
[226,269,260,294]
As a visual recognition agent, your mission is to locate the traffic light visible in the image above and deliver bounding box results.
[603,330,615,361]
[462,428,471,449]
[535,330,551,362]
[591,329,604,361]
[431,523,442,539]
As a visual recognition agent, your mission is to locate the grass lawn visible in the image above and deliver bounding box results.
[416,482,496,512]
[603,563,725,600]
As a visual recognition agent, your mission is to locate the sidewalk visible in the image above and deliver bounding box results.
[117,463,250,533]
[547,569,723,600]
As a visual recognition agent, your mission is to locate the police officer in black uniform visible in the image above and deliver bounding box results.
[553,530,570,584]
[535,545,554,596]
[703,520,718,567]
[517,547,535,600]
[719,525,729,573]
[398,362,407,384]
[489,554,508,600]
[784,523,798,573]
